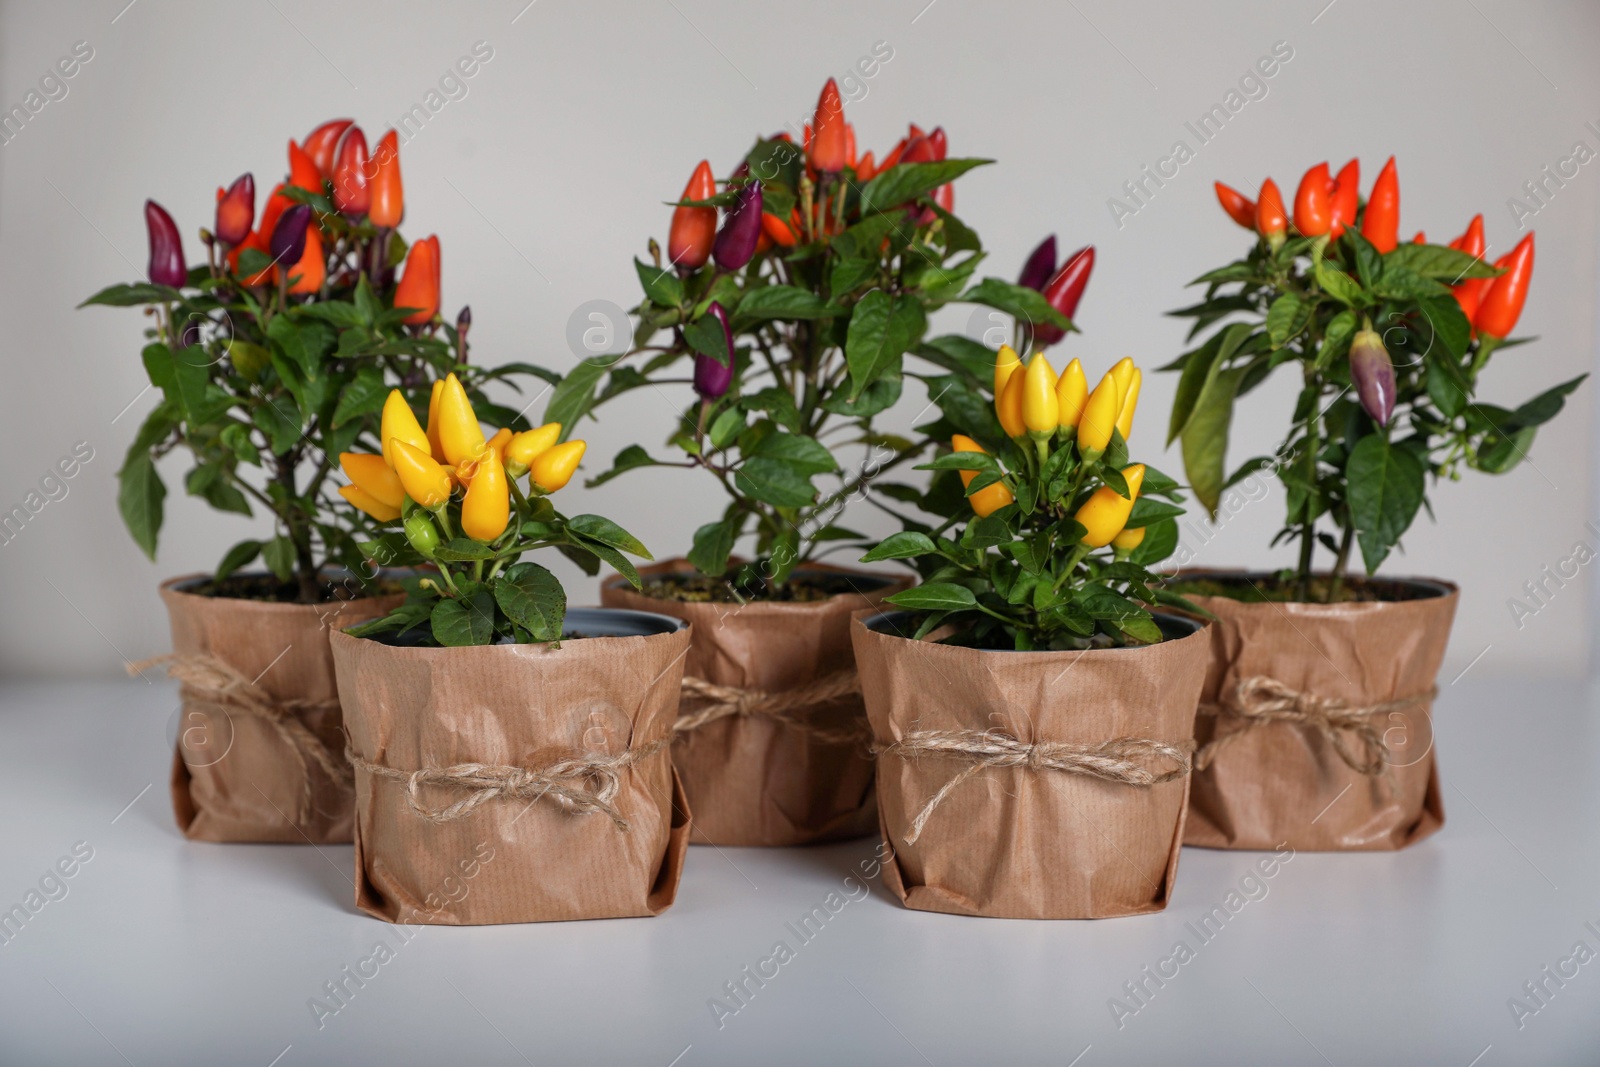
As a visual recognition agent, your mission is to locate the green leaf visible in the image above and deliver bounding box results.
[1130,518,1179,565]
[1372,263,1449,301]
[1169,323,1250,446]
[586,444,663,488]
[861,531,937,562]
[635,258,684,307]
[684,313,732,366]
[78,282,183,308]
[916,335,994,384]
[226,340,272,382]
[734,457,817,508]
[1510,373,1588,429]
[267,314,336,384]
[1180,364,1247,517]
[215,540,262,583]
[568,534,643,589]
[433,591,498,646]
[858,158,991,213]
[688,518,737,577]
[960,277,1071,333]
[1383,242,1501,280]
[1417,295,1472,360]
[545,356,616,440]
[1313,239,1367,306]
[845,289,897,397]
[736,285,830,321]
[751,432,838,475]
[830,258,878,296]
[1266,292,1304,348]
[297,301,366,329]
[1315,309,1358,370]
[261,535,296,582]
[821,375,902,417]
[566,514,651,558]
[332,367,387,428]
[116,453,165,560]
[1347,434,1426,573]
[1124,498,1185,527]
[253,400,302,455]
[918,451,999,474]
[885,582,977,612]
[705,407,744,451]
[1425,354,1468,418]
[494,562,565,642]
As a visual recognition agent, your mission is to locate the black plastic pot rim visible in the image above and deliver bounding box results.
[1161,569,1454,602]
[359,606,689,648]
[861,609,1203,653]
[605,567,898,597]
[166,568,411,604]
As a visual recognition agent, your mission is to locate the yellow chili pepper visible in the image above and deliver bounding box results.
[338,484,401,522]
[461,444,510,540]
[339,452,404,510]
[529,439,586,493]
[504,422,561,478]
[426,379,446,461]
[1077,371,1120,455]
[380,390,430,469]
[1115,367,1142,442]
[993,344,1022,400]
[1110,356,1136,409]
[485,427,512,458]
[390,438,453,508]
[1075,464,1145,547]
[952,434,1013,518]
[437,372,486,466]
[1056,357,1088,435]
[1111,525,1146,555]
[996,370,1027,439]
[1021,353,1059,438]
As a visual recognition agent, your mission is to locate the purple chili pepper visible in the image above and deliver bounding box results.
[1349,328,1396,427]
[269,203,312,268]
[1017,234,1057,292]
[693,301,735,399]
[179,319,201,348]
[145,200,186,288]
[713,179,763,271]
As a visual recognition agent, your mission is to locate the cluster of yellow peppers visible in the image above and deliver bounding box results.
[336,373,586,542]
[953,345,1148,554]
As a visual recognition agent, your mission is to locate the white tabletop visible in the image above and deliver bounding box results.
[1,676,1597,1066]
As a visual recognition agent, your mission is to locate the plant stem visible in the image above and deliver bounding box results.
[1328,523,1355,603]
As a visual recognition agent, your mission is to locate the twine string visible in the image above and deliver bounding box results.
[674,670,868,746]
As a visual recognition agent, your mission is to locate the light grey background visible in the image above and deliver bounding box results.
[2,0,1596,679]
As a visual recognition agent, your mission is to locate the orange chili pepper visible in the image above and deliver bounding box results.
[1293,162,1332,237]
[1256,178,1287,246]
[809,78,847,173]
[1450,215,1490,323]
[1328,158,1359,240]
[1361,156,1399,253]
[761,211,797,248]
[668,160,716,270]
[1214,182,1257,230]
[288,139,322,194]
[393,235,440,325]
[1475,233,1534,339]
[855,150,877,183]
[369,130,403,229]
[285,224,324,294]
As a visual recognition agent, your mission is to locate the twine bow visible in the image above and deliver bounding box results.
[130,653,348,823]
[1194,675,1438,776]
[875,730,1194,845]
[674,670,868,746]
[345,736,671,832]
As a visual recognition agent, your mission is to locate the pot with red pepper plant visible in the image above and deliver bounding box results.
[577,79,1085,847]
[1162,159,1583,851]
[83,121,549,844]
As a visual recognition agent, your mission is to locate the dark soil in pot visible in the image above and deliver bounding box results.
[177,571,408,603]
[638,570,895,604]
[1163,571,1450,605]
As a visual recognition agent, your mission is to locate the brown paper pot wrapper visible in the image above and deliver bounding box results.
[601,559,909,847]
[157,573,402,844]
[852,613,1211,919]
[331,618,692,925]
[1179,572,1457,852]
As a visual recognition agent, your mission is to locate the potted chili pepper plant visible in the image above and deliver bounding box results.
[84,120,545,844]
[855,346,1208,919]
[575,80,1084,846]
[1164,159,1584,850]
[331,383,686,924]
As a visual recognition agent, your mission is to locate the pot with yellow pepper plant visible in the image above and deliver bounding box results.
[82,120,547,845]
[1164,159,1584,851]
[580,80,1079,848]
[852,346,1210,919]
[330,381,689,925]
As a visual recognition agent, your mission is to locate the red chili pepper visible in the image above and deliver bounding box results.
[331,125,370,217]
[1361,156,1399,253]
[809,79,847,172]
[1412,231,1426,244]
[761,211,797,248]
[369,129,403,229]
[1293,162,1332,237]
[933,183,954,213]
[908,123,926,140]
[1475,233,1534,339]
[901,135,936,164]
[1256,178,1287,244]
[213,173,255,248]
[394,235,440,325]
[1033,245,1094,348]
[879,137,908,171]
[928,126,947,160]
[1214,182,1256,230]
[844,123,857,169]
[1328,158,1359,240]
[668,160,717,270]
[1450,214,1489,322]
[144,200,185,288]
[855,150,877,183]
[288,139,322,194]
[286,224,325,295]
[302,119,353,179]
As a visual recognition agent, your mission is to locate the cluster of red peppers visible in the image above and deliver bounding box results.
[143,119,442,324]
[1215,159,1534,341]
